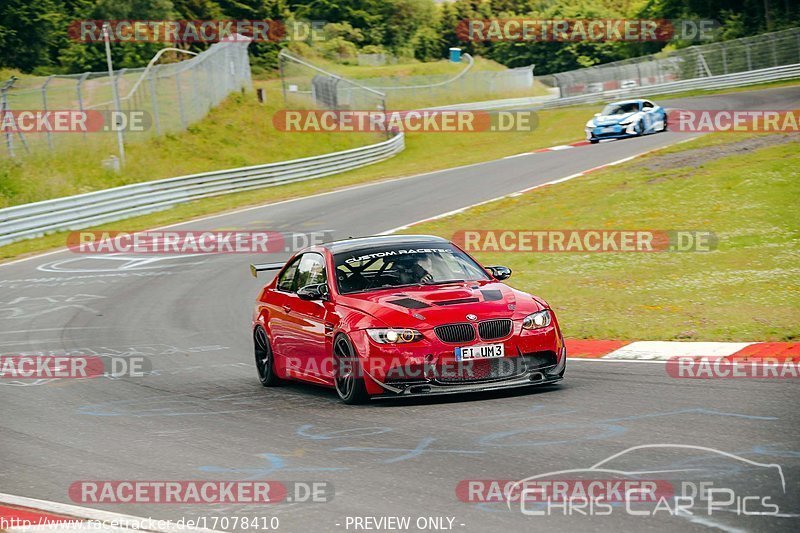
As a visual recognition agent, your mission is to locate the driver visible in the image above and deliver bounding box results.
[396,253,434,285]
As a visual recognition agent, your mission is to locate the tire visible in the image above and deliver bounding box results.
[333,334,368,405]
[254,326,281,386]
[589,139,599,144]
[662,115,669,132]
[634,120,644,136]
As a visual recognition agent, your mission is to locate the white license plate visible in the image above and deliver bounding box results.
[456,343,505,361]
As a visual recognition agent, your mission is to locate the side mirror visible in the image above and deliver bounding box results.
[297,283,329,301]
[486,265,512,281]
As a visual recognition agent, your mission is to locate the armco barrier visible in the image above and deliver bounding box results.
[538,63,800,108]
[426,64,800,112]
[2,62,797,247]
[0,133,404,247]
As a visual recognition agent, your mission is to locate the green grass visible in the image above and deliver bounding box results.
[0,101,595,261]
[401,133,800,342]
[276,54,510,81]
[3,77,797,277]
[0,83,381,207]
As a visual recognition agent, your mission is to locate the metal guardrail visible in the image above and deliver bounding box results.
[2,61,797,248]
[430,64,800,111]
[0,133,404,247]
[537,63,800,108]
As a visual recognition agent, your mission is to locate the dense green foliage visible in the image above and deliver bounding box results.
[1,0,797,75]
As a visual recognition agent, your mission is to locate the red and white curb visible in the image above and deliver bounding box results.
[566,340,798,362]
[0,493,220,532]
[531,139,592,152]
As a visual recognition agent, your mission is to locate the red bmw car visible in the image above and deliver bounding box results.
[250,235,566,404]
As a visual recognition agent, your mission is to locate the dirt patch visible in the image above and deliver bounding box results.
[640,133,799,182]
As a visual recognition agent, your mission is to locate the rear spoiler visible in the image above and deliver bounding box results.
[250,262,284,278]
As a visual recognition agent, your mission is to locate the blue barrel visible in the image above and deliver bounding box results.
[449,47,461,62]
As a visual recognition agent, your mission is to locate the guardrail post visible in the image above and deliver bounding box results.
[76,73,90,141]
[175,71,187,129]
[190,65,200,122]
[279,52,288,104]
[1,80,14,158]
[721,48,728,75]
[745,44,752,71]
[771,38,778,66]
[148,66,162,135]
[42,75,55,151]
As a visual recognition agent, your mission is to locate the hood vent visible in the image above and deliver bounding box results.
[388,298,430,309]
[432,297,480,306]
[480,290,503,301]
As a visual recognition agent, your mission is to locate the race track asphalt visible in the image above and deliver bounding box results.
[1,86,798,532]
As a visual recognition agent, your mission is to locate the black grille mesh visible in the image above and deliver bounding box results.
[478,319,512,340]
[434,323,476,343]
[436,358,523,383]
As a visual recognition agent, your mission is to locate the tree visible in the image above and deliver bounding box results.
[0,0,66,72]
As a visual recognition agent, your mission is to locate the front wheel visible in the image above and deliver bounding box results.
[333,334,368,404]
[589,139,599,144]
[254,326,281,386]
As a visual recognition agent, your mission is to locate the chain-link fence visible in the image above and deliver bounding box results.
[538,27,800,97]
[359,62,536,108]
[1,38,252,159]
[279,49,539,110]
[278,50,387,113]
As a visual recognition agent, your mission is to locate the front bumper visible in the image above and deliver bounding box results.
[369,355,565,399]
[348,319,566,398]
[586,123,636,140]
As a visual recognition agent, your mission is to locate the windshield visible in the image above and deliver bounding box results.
[334,243,491,294]
[601,102,640,115]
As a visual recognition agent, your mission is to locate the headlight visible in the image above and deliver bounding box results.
[366,328,424,344]
[522,310,552,330]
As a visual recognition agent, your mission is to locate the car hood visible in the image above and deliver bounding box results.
[592,112,638,126]
[337,281,541,329]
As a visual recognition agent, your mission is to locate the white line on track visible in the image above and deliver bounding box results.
[0,152,552,270]
[0,134,701,270]
[378,143,689,236]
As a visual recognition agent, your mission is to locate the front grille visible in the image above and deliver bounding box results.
[436,358,524,383]
[434,323,475,343]
[478,319,513,340]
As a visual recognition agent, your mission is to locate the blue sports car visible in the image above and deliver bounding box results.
[585,99,668,143]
